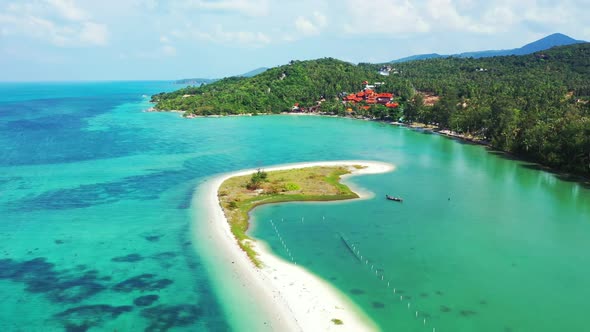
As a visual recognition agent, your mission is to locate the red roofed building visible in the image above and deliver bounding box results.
[376,93,393,104]
[342,85,396,107]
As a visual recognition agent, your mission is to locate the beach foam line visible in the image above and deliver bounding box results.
[191,160,394,331]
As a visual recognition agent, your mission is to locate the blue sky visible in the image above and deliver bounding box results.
[0,0,588,81]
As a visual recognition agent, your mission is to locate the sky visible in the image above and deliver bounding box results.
[0,0,588,81]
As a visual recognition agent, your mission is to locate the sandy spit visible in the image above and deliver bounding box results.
[191,160,395,331]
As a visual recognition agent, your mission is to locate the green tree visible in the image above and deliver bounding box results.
[404,94,423,123]
[246,169,268,190]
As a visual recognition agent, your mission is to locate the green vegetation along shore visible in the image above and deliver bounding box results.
[217,166,361,266]
[153,44,590,177]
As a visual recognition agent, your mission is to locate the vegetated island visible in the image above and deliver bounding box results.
[218,165,366,267]
[152,43,590,179]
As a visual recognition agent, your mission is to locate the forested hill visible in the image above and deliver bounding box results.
[152,44,590,176]
[392,44,590,176]
[152,58,382,114]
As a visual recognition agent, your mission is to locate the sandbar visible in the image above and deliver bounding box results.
[191,160,394,331]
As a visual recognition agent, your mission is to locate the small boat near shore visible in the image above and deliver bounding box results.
[386,195,403,202]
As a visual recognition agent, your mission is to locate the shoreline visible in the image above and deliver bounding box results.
[191,160,394,331]
[150,107,489,145]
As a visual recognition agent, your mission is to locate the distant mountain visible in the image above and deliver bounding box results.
[391,53,443,63]
[514,33,584,55]
[390,33,586,63]
[239,67,268,77]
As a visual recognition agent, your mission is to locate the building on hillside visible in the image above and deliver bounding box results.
[379,66,392,76]
[376,93,393,103]
[343,86,398,108]
[362,81,385,90]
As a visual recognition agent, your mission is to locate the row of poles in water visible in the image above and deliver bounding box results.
[341,235,437,332]
[268,216,324,264]
[269,216,437,332]
[269,218,296,264]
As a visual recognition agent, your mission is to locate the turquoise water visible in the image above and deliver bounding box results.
[250,130,590,331]
[1,82,589,331]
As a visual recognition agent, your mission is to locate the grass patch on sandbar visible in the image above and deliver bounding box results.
[218,165,363,266]
[331,318,344,325]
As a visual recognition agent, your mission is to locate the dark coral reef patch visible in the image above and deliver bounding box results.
[141,304,202,332]
[54,304,133,332]
[112,274,173,293]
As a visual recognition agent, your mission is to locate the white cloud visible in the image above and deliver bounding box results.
[183,24,271,46]
[46,0,88,21]
[425,0,493,33]
[295,17,319,36]
[132,0,158,10]
[344,0,430,35]
[313,11,328,28]
[295,11,328,36]
[342,0,584,36]
[523,4,569,25]
[161,45,177,56]
[79,22,109,45]
[0,1,109,47]
[173,0,270,17]
[481,6,516,28]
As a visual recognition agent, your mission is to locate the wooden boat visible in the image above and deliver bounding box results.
[386,194,403,202]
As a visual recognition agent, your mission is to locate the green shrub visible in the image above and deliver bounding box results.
[331,319,343,325]
[246,169,268,190]
[284,183,300,191]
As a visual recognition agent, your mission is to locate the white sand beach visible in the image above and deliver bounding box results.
[191,161,394,331]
